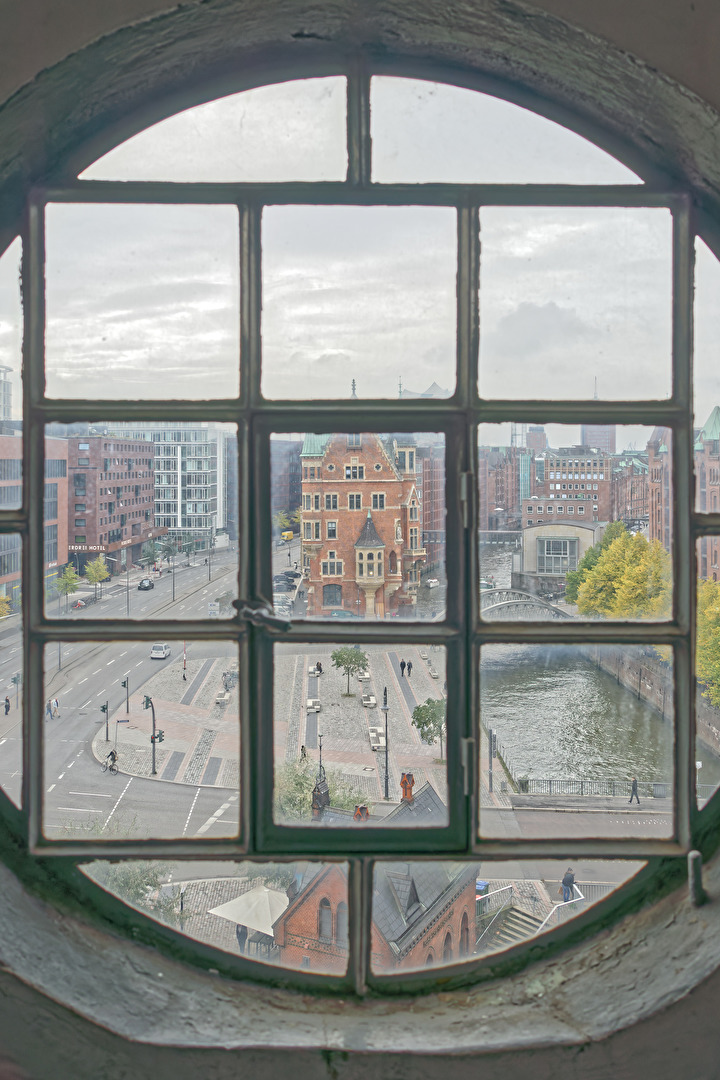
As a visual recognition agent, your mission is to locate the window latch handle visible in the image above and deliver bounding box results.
[237,601,291,632]
[461,736,475,797]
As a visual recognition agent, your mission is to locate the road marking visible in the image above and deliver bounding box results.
[119,651,128,657]
[67,761,75,769]
[47,784,55,792]
[79,678,88,684]
[182,786,202,836]
[111,678,118,685]
[57,772,65,780]
[69,790,113,798]
[91,669,101,675]
[57,806,104,814]
[0,739,5,746]
[106,660,115,666]
[102,777,133,832]
[80,700,91,708]
[135,661,143,667]
[95,690,106,697]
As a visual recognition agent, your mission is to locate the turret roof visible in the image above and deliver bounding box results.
[355,510,385,548]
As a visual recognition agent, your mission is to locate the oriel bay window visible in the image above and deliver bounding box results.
[2,57,711,1002]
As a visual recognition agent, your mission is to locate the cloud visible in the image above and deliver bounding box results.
[489,301,592,357]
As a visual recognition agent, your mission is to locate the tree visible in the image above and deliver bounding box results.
[565,521,627,603]
[84,553,110,600]
[272,510,291,535]
[274,759,362,822]
[0,595,10,619]
[331,646,369,695]
[290,505,302,527]
[142,539,159,565]
[160,536,178,562]
[577,531,671,621]
[53,564,80,613]
[697,578,720,706]
[411,698,447,759]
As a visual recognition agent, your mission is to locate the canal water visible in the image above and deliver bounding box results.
[476,545,720,789]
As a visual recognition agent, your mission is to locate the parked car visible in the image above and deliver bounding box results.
[150,642,171,659]
[137,578,154,591]
[329,609,363,619]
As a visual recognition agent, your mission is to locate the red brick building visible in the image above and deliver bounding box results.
[611,453,649,527]
[0,434,68,607]
[531,447,612,522]
[300,433,425,618]
[273,859,478,974]
[67,435,164,574]
[647,426,673,552]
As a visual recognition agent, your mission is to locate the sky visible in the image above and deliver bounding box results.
[0,73,716,449]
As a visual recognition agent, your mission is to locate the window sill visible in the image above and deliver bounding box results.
[0,848,717,1066]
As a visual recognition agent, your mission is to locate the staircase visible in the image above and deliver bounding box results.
[483,906,544,950]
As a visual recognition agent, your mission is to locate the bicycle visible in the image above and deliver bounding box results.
[101,757,119,774]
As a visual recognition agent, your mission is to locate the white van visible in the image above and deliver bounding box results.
[150,642,171,660]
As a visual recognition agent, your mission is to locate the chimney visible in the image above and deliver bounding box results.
[400,772,415,802]
[353,804,369,821]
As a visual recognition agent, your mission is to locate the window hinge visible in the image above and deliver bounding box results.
[237,601,291,632]
[459,471,473,529]
[461,737,475,797]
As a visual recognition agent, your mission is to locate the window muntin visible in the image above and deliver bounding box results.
[5,68,704,996]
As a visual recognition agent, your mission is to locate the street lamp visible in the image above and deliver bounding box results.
[381,686,390,800]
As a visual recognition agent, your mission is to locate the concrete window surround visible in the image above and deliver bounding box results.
[2,1,720,1076]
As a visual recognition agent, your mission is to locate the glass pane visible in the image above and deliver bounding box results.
[43,640,240,840]
[478,424,670,621]
[0,239,23,486]
[479,207,672,399]
[371,77,641,185]
[274,642,448,827]
[261,206,456,399]
[693,237,720,510]
[45,423,237,620]
[478,645,674,840]
[371,859,643,971]
[695,544,720,808]
[80,78,347,182]
[0,535,22,808]
[45,204,240,399]
[273,432,444,621]
[82,859,348,974]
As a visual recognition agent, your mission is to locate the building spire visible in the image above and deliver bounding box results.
[351,378,357,399]
[398,376,403,398]
[593,375,598,400]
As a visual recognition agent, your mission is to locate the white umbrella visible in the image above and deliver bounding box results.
[208,884,289,937]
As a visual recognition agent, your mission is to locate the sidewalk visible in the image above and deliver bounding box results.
[92,653,240,789]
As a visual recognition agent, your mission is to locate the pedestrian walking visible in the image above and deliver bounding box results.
[3,696,9,716]
[45,700,52,721]
[629,777,640,804]
[399,658,406,677]
[52,697,59,718]
[316,661,323,674]
[406,660,413,677]
[561,867,575,902]
[300,745,307,761]
[235,923,248,956]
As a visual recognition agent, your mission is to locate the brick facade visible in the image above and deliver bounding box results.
[301,433,425,618]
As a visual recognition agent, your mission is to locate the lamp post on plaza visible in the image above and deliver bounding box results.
[381,686,389,800]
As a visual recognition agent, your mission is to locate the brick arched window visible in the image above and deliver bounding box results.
[336,901,348,946]
[318,898,332,941]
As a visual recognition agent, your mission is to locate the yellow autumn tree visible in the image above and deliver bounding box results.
[577,532,671,620]
[697,578,720,706]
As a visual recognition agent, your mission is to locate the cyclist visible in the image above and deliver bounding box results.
[106,749,117,767]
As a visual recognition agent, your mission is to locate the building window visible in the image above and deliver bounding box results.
[323,584,342,607]
[321,559,343,576]
[409,527,418,549]
[372,494,385,510]
[325,494,338,510]
[336,901,348,945]
[537,537,579,574]
[348,494,362,509]
[327,521,337,540]
[318,899,332,941]
[303,494,311,510]
[345,465,364,479]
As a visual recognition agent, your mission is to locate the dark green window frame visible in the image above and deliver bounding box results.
[0,65,709,995]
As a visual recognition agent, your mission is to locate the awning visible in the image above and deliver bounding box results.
[208,884,289,937]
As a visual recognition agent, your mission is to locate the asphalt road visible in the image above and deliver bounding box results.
[0,549,241,836]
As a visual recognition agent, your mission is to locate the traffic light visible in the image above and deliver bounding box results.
[100,702,108,714]
[143,695,152,710]
[121,679,128,689]
[156,730,164,743]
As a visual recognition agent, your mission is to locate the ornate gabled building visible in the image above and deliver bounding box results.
[300,432,426,618]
